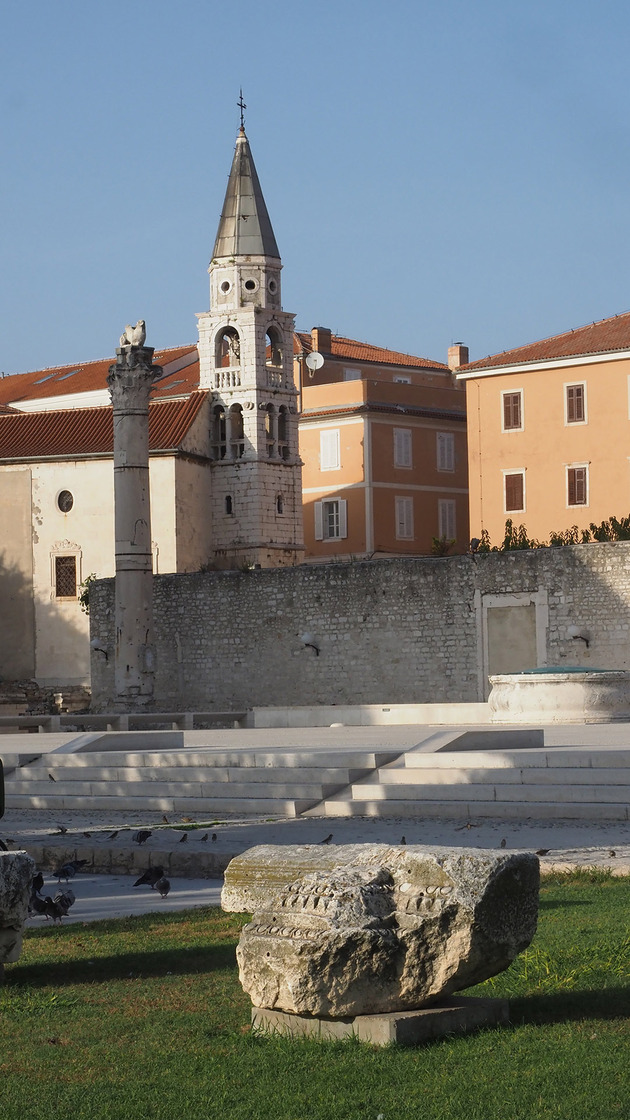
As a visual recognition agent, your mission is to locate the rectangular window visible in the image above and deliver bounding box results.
[343,367,361,381]
[314,499,348,540]
[502,391,523,431]
[393,375,411,384]
[393,427,412,468]
[566,383,586,423]
[320,429,340,470]
[436,431,455,472]
[438,499,456,541]
[55,555,77,598]
[567,465,588,506]
[504,471,525,512]
[395,496,414,540]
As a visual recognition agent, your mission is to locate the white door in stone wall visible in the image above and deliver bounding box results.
[478,591,549,699]
[486,605,537,676]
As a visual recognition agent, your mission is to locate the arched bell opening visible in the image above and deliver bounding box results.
[229,403,245,459]
[215,326,241,368]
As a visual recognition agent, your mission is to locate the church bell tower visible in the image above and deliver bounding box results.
[197,114,304,568]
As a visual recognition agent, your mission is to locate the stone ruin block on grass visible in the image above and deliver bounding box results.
[222,844,539,1018]
[0,850,35,974]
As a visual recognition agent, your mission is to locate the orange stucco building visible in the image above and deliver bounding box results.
[457,311,630,545]
[296,329,469,559]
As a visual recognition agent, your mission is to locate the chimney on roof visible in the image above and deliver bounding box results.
[311,327,332,354]
[448,343,469,370]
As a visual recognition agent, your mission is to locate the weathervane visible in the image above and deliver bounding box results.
[238,88,246,130]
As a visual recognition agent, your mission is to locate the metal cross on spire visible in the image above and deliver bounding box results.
[238,88,247,130]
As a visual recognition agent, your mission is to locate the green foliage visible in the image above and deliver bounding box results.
[431,535,456,556]
[77,572,97,615]
[478,515,630,552]
[586,515,630,542]
[474,520,542,552]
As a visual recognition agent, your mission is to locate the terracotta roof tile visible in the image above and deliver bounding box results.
[461,310,630,372]
[0,392,209,460]
[0,346,199,406]
[295,331,448,371]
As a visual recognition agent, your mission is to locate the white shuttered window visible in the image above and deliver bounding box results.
[393,428,412,468]
[314,499,348,540]
[320,429,340,470]
[436,432,455,472]
[438,499,456,541]
[395,496,414,540]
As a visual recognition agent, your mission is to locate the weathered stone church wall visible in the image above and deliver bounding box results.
[89,542,630,710]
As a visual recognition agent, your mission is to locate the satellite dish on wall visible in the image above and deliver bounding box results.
[305,351,324,377]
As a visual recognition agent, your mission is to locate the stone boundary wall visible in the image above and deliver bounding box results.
[89,543,630,710]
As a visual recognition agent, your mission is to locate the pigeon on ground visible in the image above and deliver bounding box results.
[320,834,333,845]
[180,817,194,823]
[162,815,170,824]
[53,889,76,916]
[44,896,67,923]
[200,833,208,842]
[535,848,551,856]
[609,850,617,858]
[500,838,507,848]
[54,824,67,834]
[54,858,88,883]
[133,866,165,889]
[211,833,217,842]
[154,877,171,899]
[83,832,92,839]
[132,830,152,845]
[400,836,406,845]
[54,863,77,883]
[48,773,56,782]
[29,893,49,917]
[179,833,188,843]
[32,871,44,895]
[107,831,119,840]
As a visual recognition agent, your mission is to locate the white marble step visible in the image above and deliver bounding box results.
[8,764,370,785]
[350,781,630,804]
[7,793,317,817]
[309,799,630,822]
[7,777,343,799]
[25,749,397,770]
[379,766,630,787]
[402,748,630,769]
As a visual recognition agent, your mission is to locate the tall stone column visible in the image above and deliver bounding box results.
[107,328,162,710]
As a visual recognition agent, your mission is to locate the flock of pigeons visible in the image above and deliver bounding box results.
[27,827,180,923]
[28,859,86,923]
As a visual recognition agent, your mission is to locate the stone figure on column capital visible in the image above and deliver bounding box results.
[120,320,147,347]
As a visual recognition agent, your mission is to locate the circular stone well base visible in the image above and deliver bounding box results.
[488,670,630,724]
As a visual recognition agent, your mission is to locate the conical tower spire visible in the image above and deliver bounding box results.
[213,128,280,260]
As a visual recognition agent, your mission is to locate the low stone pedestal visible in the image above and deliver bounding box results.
[252,996,510,1046]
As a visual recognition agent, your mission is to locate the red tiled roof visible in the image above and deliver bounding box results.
[0,346,199,406]
[0,393,209,460]
[295,331,448,371]
[460,310,630,372]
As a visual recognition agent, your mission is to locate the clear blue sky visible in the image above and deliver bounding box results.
[2,0,630,375]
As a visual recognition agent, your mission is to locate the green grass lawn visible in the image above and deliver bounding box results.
[1,870,629,1120]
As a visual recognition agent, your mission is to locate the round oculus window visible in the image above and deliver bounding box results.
[57,490,74,513]
[244,278,257,292]
[268,278,277,293]
[220,280,231,293]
